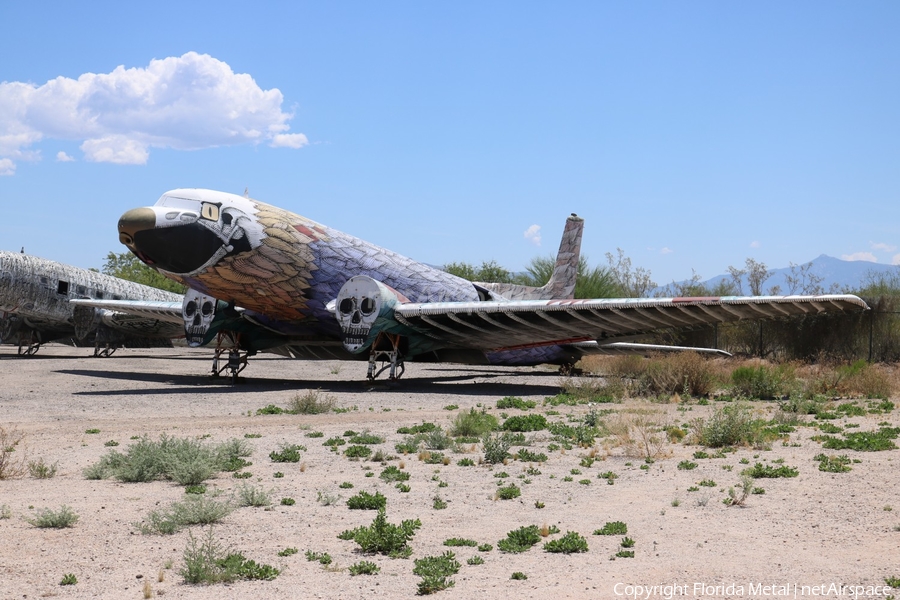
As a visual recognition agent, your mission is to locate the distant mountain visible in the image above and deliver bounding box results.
[662,255,899,296]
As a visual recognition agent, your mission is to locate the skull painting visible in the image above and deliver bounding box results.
[336,276,395,353]
[182,288,217,346]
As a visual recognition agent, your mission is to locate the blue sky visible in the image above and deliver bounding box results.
[1,1,898,288]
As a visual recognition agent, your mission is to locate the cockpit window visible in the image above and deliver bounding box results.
[158,196,201,210]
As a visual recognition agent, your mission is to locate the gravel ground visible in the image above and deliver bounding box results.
[1,344,898,600]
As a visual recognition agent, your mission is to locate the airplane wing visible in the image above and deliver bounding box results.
[68,299,185,339]
[392,294,870,351]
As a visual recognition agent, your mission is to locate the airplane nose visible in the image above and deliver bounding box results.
[118,208,157,245]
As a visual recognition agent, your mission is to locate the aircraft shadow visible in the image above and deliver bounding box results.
[57,369,561,398]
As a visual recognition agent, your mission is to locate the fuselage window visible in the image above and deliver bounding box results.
[112,294,123,300]
[94,291,104,299]
[57,281,69,295]
[76,285,87,296]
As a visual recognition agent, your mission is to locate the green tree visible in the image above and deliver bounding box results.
[605,248,656,297]
[443,260,515,283]
[102,252,186,293]
[518,255,618,299]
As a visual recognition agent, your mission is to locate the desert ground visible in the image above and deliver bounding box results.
[0,344,898,600]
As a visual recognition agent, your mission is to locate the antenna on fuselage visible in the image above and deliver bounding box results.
[243,187,249,198]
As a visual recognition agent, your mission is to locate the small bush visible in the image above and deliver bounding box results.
[690,403,768,448]
[305,550,332,565]
[349,431,385,445]
[482,433,511,464]
[345,445,374,459]
[498,525,541,553]
[450,409,498,437]
[181,528,279,584]
[677,460,697,470]
[496,484,521,500]
[497,397,537,410]
[594,521,627,536]
[339,508,421,558]
[443,538,477,547]
[28,458,58,479]
[139,495,234,535]
[501,414,548,432]
[288,389,336,414]
[269,443,304,463]
[26,505,79,528]
[347,490,387,510]
[414,551,460,595]
[742,463,798,478]
[815,453,852,473]
[511,571,528,580]
[0,426,27,480]
[730,364,795,399]
[544,531,588,553]
[60,573,77,585]
[349,560,380,575]
[397,422,439,434]
[379,465,410,482]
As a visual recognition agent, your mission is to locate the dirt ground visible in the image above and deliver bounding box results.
[1,344,898,600]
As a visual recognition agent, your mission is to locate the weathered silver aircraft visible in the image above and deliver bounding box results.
[0,250,183,356]
[69,188,869,381]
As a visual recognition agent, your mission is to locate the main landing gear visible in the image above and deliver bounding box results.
[366,332,405,381]
[210,331,249,384]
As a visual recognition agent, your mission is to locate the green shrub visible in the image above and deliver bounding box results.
[730,364,795,399]
[544,531,588,553]
[347,490,387,510]
[498,525,541,553]
[344,445,373,459]
[397,422,438,434]
[516,449,548,463]
[742,463,799,478]
[379,465,410,482]
[496,484,521,500]
[348,431,384,445]
[690,403,768,448]
[482,433,511,464]
[269,443,304,463]
[815,454,852,473]
[139,495,234,535]
[414,551,460,595]
[181,528,279,584]
[820,427,899,451]
[443,538,478,547]
[497,397,537,410]
[593,521,627,536]
[59,573,77,585]
[26,505,79,528]
[348,560,380,575]
[677,460,697,470]
[451,409,498,437]
[339,508,421,558]
[501,414,548,432]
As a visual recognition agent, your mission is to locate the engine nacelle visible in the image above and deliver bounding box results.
[335,276,407,353]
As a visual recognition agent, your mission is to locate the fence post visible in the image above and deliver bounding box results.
[869,310,874,363]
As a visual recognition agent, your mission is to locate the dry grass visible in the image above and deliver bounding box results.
[0,426,27,480]
[605,407,671,459]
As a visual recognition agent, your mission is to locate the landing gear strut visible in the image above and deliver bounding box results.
[366,332,405,381]
[92,326,118,358]
[210,331,249,384]
[17,330,41,356]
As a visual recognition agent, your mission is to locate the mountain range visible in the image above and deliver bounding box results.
[661,255,899,296]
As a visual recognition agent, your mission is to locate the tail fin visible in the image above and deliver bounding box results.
[540,213,583,299]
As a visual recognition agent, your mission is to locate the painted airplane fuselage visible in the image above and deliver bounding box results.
[0,250,181,342]
[119,189,479,338]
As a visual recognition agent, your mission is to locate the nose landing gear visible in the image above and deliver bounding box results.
[210,331,248,384]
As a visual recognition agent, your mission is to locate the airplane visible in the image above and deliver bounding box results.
[0,250,184,356]
[70,188,868,381]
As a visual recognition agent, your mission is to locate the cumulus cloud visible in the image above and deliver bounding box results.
[0,52,306,172]
[660,247,673,255]
[870,241,897,253]
[892,254,900,266]
[55,151,74,162]
[841,252,877,262]
[524,224,541,246]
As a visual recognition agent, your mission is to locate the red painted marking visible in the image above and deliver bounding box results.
[293,224,320,241]
[547,299,588,306]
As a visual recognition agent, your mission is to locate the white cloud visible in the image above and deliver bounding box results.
[870,241,897,253]
[0,52,306,171]
[750,241,760,248]
[55,151,74,162]
[892,254,900,266]
[524,224,541,246]
[841,252,877,262]
[660,247,673,255]
[0,158,15,176]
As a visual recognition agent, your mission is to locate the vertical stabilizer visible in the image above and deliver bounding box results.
[540,213,583,299]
